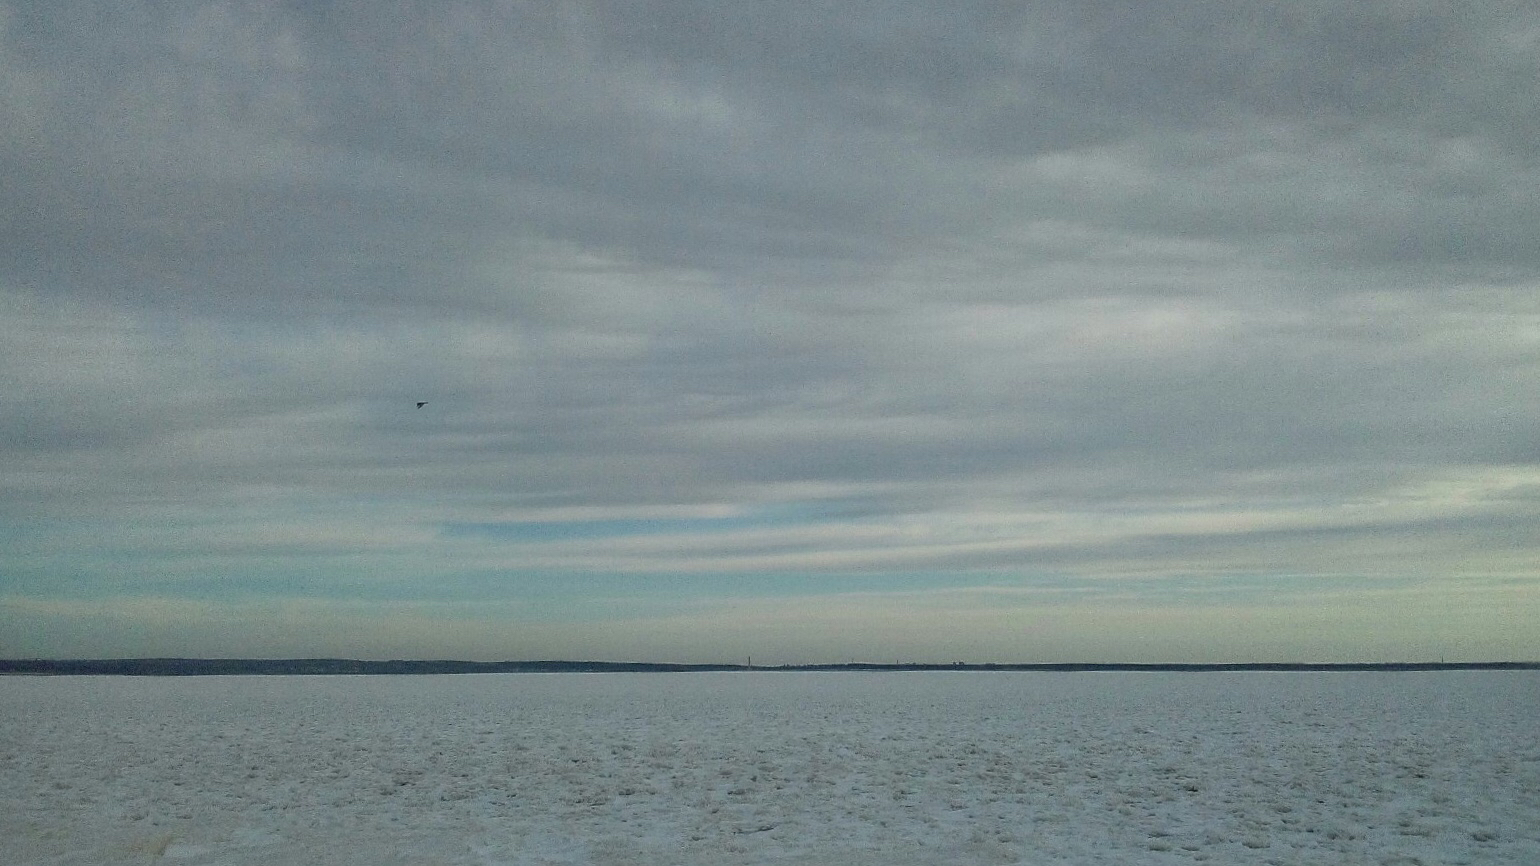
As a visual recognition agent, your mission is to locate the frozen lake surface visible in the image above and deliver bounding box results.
[4,671,1538,865]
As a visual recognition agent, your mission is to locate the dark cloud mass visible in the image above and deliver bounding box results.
[2,2,1538,661]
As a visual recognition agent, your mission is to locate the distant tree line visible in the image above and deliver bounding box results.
[1,658,1535,676]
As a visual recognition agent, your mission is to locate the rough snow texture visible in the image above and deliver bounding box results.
[3,671,1537,865]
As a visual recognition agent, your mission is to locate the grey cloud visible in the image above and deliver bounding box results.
[7,2,1540,319]
[3,2,1538,654]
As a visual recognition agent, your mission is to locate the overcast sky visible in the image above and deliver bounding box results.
[3,2,1538,663]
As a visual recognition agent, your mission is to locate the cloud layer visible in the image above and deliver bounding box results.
[3,2,1538,661]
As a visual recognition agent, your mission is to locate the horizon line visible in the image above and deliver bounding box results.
[3,658,1537,676]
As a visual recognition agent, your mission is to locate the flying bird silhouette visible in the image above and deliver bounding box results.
[416,402,428,409]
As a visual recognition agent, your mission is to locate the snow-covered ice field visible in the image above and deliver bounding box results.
[3,671,1538,865]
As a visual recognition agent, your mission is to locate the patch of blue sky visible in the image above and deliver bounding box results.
[1,567,104,599]
[6,531,1433,622]
[11,562,1010,607]
[353,569,989,606]
[439,502,835,542]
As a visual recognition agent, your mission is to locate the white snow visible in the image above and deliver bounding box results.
[3,671,1537,865]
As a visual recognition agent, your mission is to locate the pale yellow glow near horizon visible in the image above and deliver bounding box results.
[5,576,1534,665]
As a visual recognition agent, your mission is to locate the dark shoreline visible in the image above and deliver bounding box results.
[3,658,1536,676]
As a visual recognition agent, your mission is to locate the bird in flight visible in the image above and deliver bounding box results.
[416,402,428,409]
